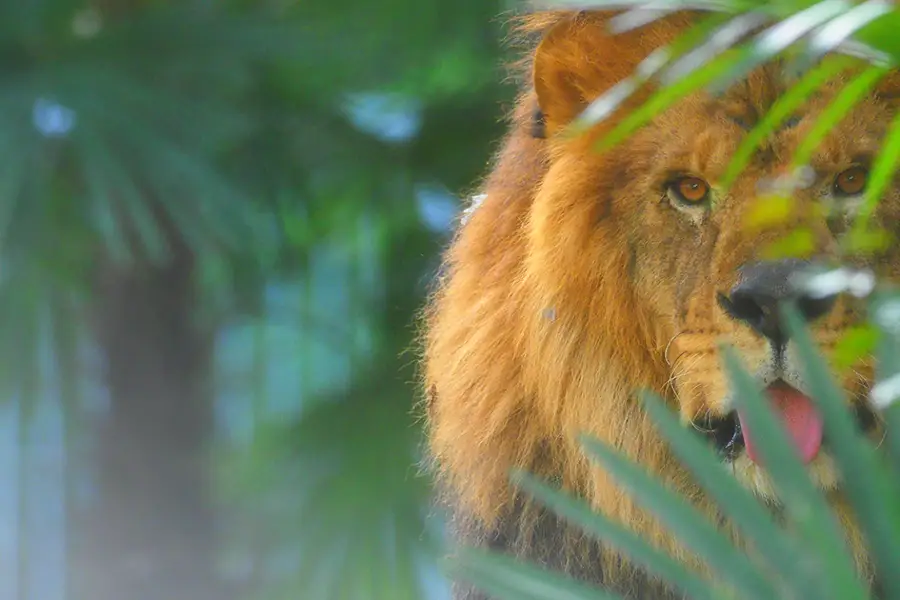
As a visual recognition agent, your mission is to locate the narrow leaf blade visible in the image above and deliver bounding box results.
[852,110,900,237]
[512,471,720,600]
[722,55,852,188]
[791,64,889,168]
[640,390,830,599]
[721,347,869,600]
[445,547,625,600]
[577,438,779,599]
[782,304,900,599]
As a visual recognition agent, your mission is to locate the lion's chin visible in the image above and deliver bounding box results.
[730,451,841,502]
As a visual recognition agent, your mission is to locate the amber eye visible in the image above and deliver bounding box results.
[834,166,868,197]
[669,176,711,206]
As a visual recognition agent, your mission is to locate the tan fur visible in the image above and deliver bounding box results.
[422,8,900,596]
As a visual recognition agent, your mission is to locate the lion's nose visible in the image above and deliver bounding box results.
[717,258,837,345]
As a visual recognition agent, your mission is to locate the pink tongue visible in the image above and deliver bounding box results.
[740,382,823,465]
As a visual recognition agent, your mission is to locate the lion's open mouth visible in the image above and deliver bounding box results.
[698,380,879,463]
[741,381,823,465]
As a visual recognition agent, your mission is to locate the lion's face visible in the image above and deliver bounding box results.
[530,14,900,499]
[622,72,896,497]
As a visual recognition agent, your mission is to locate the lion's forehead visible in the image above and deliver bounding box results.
[629,85,892,185]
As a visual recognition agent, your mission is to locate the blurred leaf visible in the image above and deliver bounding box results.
[512,471,719,600]
[721,348,869,600]
[791,64,890,168]
[801,0,893,67]
[871,291,900,474]
[708,0,850,93]
[567,12,735,136]
[744,194,794,230]
[761,228,816,259]
[223,388,437,600]
[578,436,777,599]
[852,109,900,238]
[782,303,900,600]
[832,324,881,372]
[841,226,893,256]
[78,123,169,264]
[0,126,34,257]
[446,547,625,600]
[596,50,739,151]
[848,10,900,64]
[721,55,851,188]
[659,11,769,85]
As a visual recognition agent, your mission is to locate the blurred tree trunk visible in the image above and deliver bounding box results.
[64,5,225,597]
[73,235,223,600]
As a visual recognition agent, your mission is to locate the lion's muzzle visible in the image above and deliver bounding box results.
[700,259,879,468]
[717,258,838,346]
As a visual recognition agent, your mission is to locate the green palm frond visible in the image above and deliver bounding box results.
[447,548,627,600]
[0,3,308,275]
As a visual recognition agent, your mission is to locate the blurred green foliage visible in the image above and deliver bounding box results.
[218,2,519,598]
[0,1,521,600]
[210,1,521,598]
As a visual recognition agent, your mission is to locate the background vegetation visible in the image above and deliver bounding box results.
[0,1,517,599]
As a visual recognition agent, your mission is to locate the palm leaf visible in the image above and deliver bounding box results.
[791,64,889,168]
[721,348,869,600]
[446,548,626,600]
[720,54,852,188]
[639,391,829,599]
[578,436,778,599]
[781,302,900,599]
[512,471,721,600]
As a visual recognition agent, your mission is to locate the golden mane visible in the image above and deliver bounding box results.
[421,7,708,582]
[420,8,874,597]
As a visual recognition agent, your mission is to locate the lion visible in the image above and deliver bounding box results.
[421,8,900,600]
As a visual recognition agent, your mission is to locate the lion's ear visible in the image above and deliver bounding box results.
[532,11,692,135]
[532,13,590,134]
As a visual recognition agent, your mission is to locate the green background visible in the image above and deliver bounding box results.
[0,1,519,599]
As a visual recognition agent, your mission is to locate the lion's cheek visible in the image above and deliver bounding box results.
[672,373,726,422]
[526,154,638,274]
[668,330,768,419]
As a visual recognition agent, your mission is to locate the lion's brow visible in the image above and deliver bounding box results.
[713,104,803,133]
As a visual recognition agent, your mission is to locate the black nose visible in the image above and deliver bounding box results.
[717,258,837,345]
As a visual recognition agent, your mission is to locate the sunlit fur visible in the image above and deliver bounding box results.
[421,9,900,596]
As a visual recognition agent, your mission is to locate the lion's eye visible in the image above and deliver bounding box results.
[834,166,868,197]
[668,176,711,206]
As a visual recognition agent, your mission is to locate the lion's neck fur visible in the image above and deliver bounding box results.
[423,93,873,596]
[425,94,702,584]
